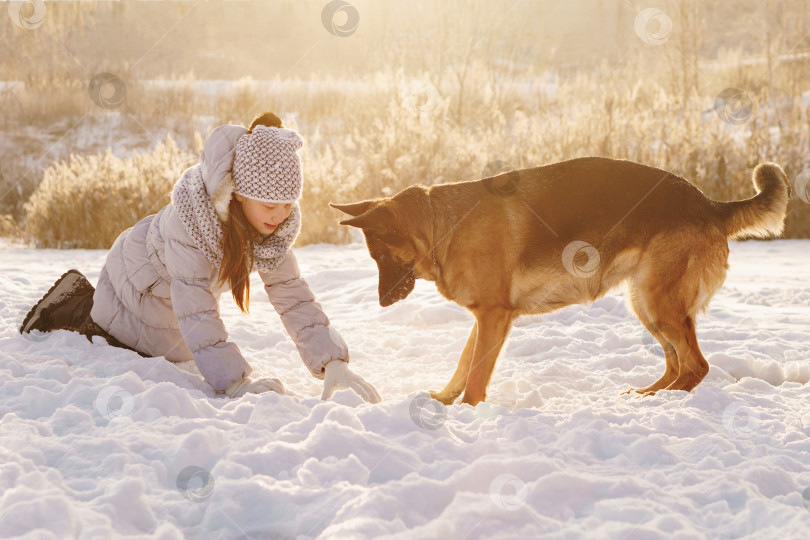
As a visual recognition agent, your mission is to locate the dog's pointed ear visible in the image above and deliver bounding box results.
[330,200,375,218]
[336,205,395,230]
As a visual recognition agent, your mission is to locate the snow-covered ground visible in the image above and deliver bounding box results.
[1,239,809,539]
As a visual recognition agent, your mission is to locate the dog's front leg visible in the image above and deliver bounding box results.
[430,323,478,405]
[461,308,515,406]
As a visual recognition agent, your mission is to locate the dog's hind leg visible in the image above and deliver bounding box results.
[624,233,725,395]
[461,308,515,406]
[430,323,478,405]
[652,235,726,393]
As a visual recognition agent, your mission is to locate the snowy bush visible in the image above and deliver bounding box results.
[22,134,199,249]
[0,214,19,238]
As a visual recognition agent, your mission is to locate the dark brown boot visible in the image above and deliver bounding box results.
[20,270,95,334]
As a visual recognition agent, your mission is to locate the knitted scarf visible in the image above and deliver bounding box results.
[172,164,301,274]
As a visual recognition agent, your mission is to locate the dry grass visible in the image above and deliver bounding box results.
[15,63,810,248]
[22,135,199,249]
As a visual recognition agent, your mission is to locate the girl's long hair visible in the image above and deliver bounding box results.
[218,111,283,314]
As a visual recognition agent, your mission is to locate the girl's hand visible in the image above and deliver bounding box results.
[321,360,382,404]
[223,376,285,398]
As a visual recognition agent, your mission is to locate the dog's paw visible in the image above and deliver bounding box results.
[621,387,657,397]
[621,387,659,398]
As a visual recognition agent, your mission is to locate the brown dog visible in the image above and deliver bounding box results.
[332,157,789,405]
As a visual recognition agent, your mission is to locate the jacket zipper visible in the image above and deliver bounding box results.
[140,280,160,303]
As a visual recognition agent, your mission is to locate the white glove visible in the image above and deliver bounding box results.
[223,376,285,398]
[321,360,381,403]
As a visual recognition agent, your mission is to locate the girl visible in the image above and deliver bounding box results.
[19,112,381,402]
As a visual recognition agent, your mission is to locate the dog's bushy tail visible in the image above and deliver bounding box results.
[715,162,790,240]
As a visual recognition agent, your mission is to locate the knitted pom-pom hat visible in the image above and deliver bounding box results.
[232,125,304,204]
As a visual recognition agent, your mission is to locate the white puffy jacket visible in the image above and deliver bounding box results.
[90,127,348,391]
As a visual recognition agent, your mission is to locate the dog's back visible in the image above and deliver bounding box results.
[478,157,785,256]
[433,157,788,300]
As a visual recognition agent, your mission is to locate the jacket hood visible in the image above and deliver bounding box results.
[195,124,247,222]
